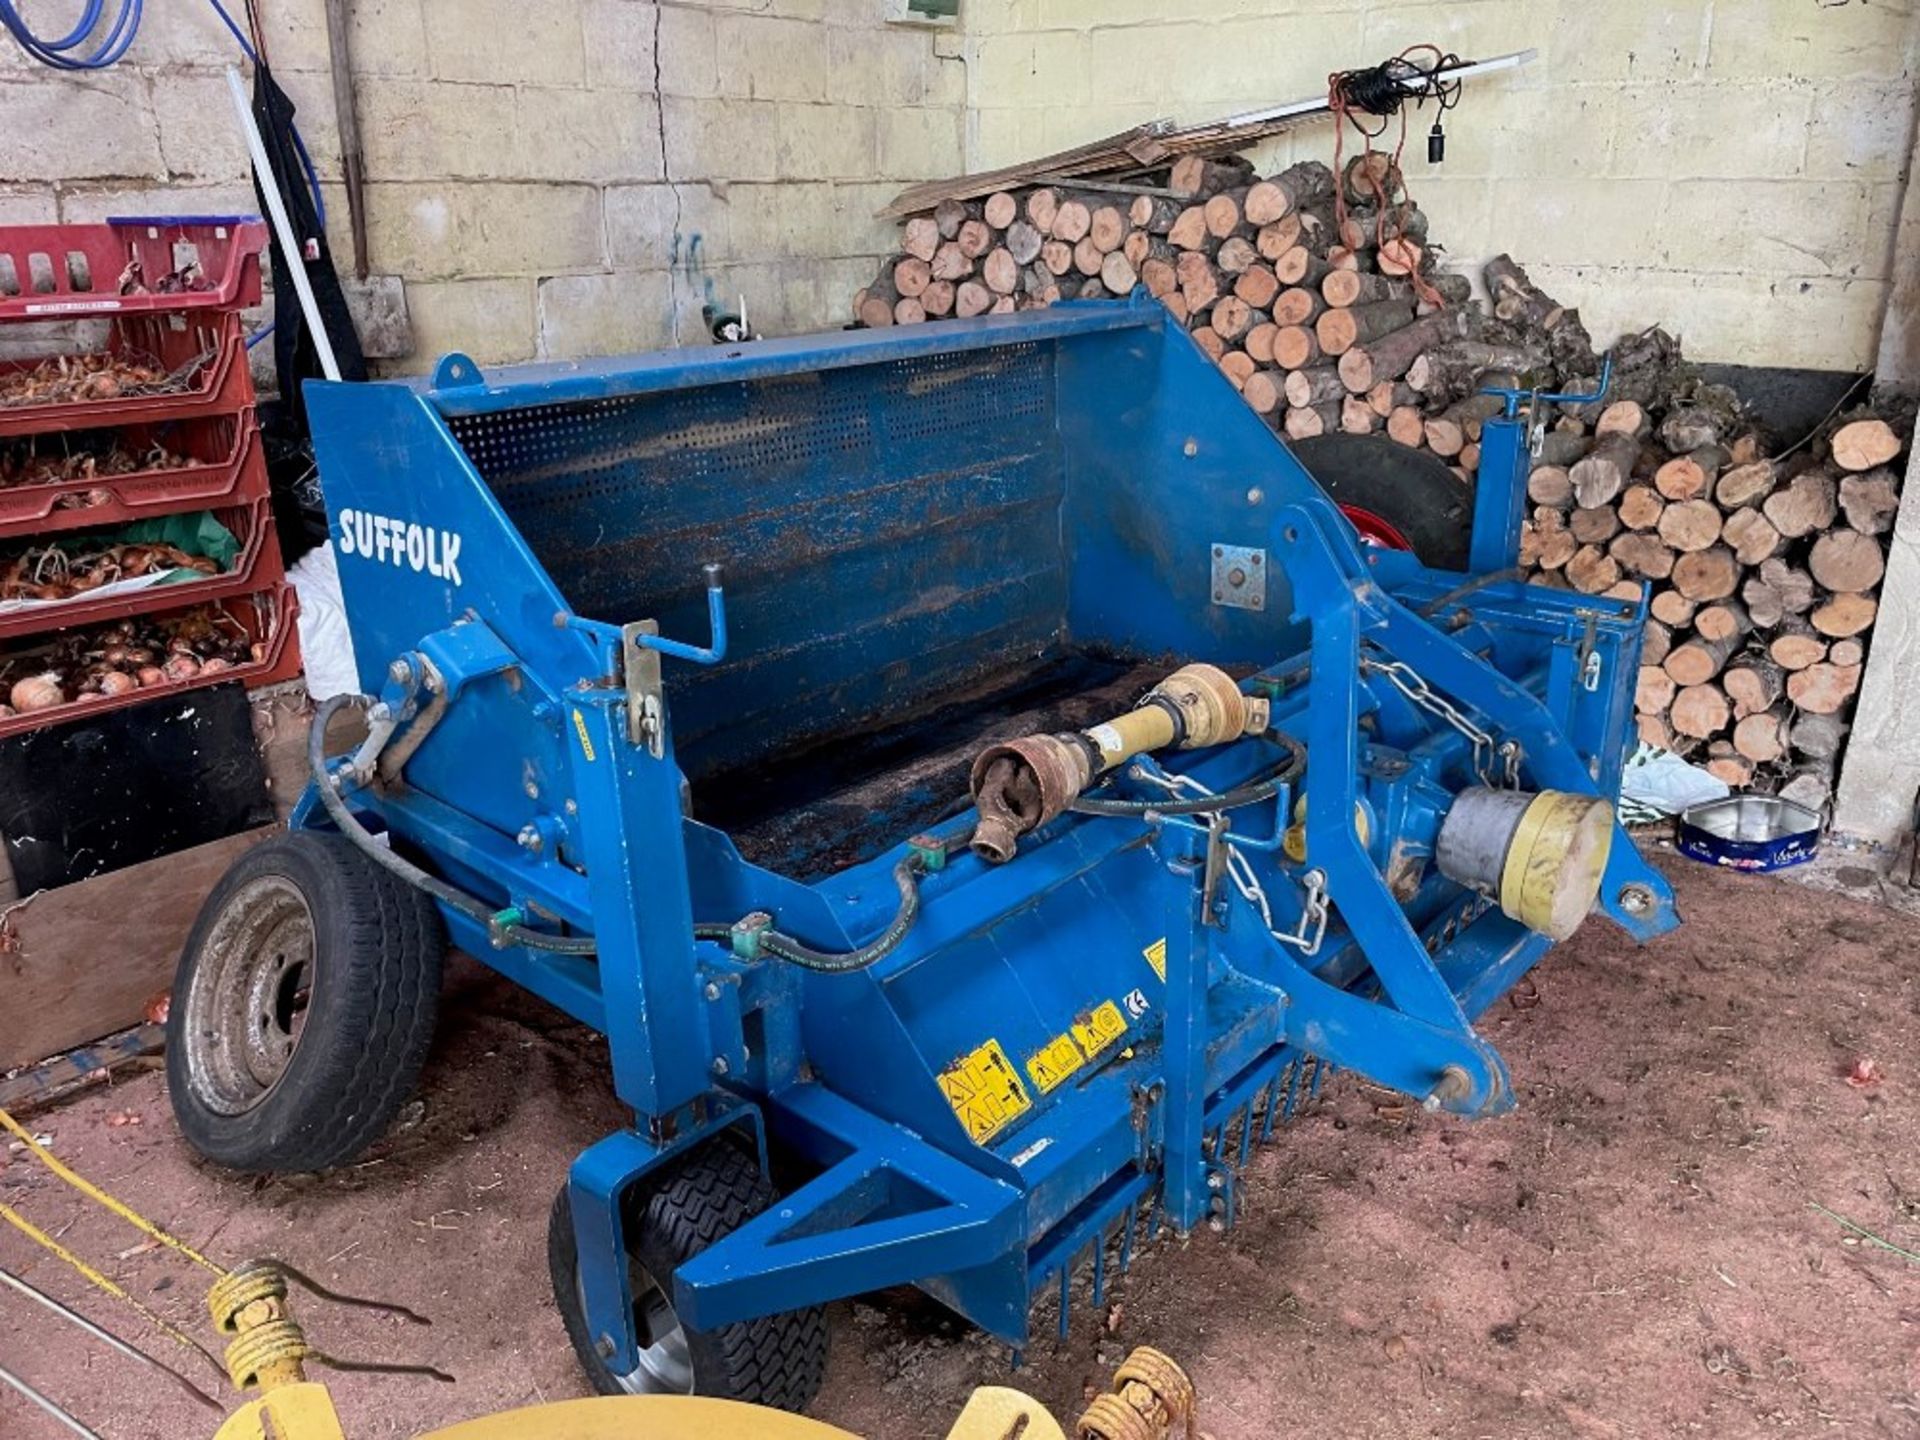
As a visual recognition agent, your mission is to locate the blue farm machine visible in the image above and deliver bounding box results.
[165,299,1677,1413]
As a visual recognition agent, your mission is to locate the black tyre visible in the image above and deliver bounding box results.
[166,830,445,1173]
[548,1142,828,1411]
[1290,431,1475,570]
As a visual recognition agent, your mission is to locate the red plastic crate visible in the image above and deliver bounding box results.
[0,310,254,440]
[0,494,284,642]
[0,409,266,538]
[0,583,302,739]
[0,218,266,320]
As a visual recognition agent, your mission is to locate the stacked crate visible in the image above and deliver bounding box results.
[0,218,301,739]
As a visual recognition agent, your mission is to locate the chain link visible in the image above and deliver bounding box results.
[1361,654,1518,788]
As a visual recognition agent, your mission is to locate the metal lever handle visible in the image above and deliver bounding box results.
[1481,353,1613,418]
[637,562,728,666]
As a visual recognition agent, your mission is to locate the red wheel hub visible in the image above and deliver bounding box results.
[1339,503,1414,551]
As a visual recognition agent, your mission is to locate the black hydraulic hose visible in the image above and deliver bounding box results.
[309,693,598,955]
[1068,732,1307,817]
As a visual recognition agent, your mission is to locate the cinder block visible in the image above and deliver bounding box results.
[1431,85,1616,181]
[364,182,604,281]
[657,5,720,97]
[716,13,830,102]
[537,270,675,359]
[358,81,520,184]
[1544,0,1710,82]
[826,23,941,108]
[1610,82,1810,181]
[663,97,782,182]
[969,106,1032,170]
[132,0,261,64]
[1661,179,1871,277]
[0,190,58,226]
[149,74,254,183]
[1708,0,1920,81]
[969,30,1088,109]
[876,106,964,181]
[584,0,660,90]
[425,0,584,86]
[776,102,875,180]
[267,0,430,76]
[0,74,160,182]
[1807,81,1920,180]
[516,89,663,184]
[401,276,536,368]
[1486,176,1667,269]
[607,182,733,270]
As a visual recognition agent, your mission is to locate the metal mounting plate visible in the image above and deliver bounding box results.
[1210,543,1266,611]
[622,619,664,755]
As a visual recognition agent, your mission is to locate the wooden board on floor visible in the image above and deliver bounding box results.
[0,827,268,1070]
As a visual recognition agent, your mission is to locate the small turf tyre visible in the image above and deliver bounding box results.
[1289,431,1475,571]
[548,1142,829,1412]
[166,830,445,1173]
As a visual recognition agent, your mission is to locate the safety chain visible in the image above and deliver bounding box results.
[1360,655,1519,788]
[1131,763,1330,958]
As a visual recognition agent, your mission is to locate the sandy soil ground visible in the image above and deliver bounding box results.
[2,852,1917,1440]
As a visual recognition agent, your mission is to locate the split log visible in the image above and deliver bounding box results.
[1723,656,1784,716]
[1244,322,1278,364]
[1807,529,1885,593]
[954,280,993,318]
[1642,619,1674,667]
[894,256,933,298]
[1650,591,1697,627]
[1670,546,1739,601]
[1838,470,1900,534]
[1609,532,1676,581]
[1731,711,1788,763]
[1203,189,1252,240]
[1705,754,1757,788]
[1656,498,1722,553]
[1786,662,1862,715]
[1566,545,1621,594]
[1215,237,1259,276]
[1233,262,1280,309]
[1569,431,1641,509]
[1762,470,1837,539]
[1284,366,1347,408]
[1653,455,1708,501]
[1809,591,1878,638]
[1341,395,1383,434]
[1664,631,1740,686]
[1693,601,1750,644]
[1720,507,1781,566]
[934,196,978,239]
[1659,405,1731,454]
[1670,683,1730,740]
[1595,400,1649,438]
[1755,557,1816,614]
[1376,238,1422,276]
[1210,294,1254,342]
[1219,349,1257,390]
[982,191,1018,229]
[1790,712,1848,762]
[902,216,940,262]
[1637,713,1675,749]
[1190,325,1226,361]
[921,279,956,317]
[893,296,925,325]
[1637,666,1677,715]
[1386,405,1426,448]
[1168,206,1211,250]
[1004,220,1045,265]
[1176,252,1221,310]
[1535,430,1591,468]
[1341,308,1472,390]
[1768,621,1828,671]
[1038,240,1074,277]
[1367,379,1416,417]
[1049,201,1092,244]
[1570,504,1621,545]
[1273,246,1331,288]
[1169,154,1253,198]
[1098,251,1138,297]
[1139,256,1177,298]
[982,248,1020,295]
[1073,235,1105,277]
[1089,205,1127,254]
[1272,287,1322,327]
[1715,460,1776,509]
[1256,216,1303,260]
[1315,299,1417,357]
[1529,466,1574,507]
[1830,637,1865,668]
[1830,418,1901,472]
[1424,415,1465,459]
[1322,270,1418,308]
[1241,369,1285,416]
[1129,193,1182,234]
[1283,402,1342,439]
[1271,325,1321,370]
[1024,188,1059,232]
[1618,484,1664,530]
[957,218,994,258]
[1779,766,1835,814]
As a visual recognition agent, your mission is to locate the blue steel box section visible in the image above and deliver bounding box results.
[300,299,1678,1364]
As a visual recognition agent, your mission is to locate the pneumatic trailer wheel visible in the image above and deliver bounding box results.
[1290,432,1474,570]
[549,1142,828,1412]
[166,831,445,1173]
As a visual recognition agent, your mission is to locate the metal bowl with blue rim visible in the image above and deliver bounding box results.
[1676,794,1823,872]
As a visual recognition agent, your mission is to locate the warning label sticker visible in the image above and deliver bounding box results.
[1143,937,1167,982]
[1071,1000,1129,1060]
[1025,1033,1086,1093]
[939,1038,1031,1144]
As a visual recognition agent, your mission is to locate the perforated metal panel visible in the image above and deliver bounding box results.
[444,345,1067,777]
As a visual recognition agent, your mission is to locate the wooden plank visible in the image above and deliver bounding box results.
[0,1022,163,1113]
[0,828,270,1069]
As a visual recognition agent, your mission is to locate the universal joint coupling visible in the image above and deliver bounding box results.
[968,663,1270,863]
[1435,787,1615,941]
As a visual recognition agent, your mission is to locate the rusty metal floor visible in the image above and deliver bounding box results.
[693,652,1166,878]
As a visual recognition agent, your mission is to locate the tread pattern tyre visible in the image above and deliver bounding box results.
[549,1142,829,1412]
[166,830,445,1173]
[1290,432,1475,571]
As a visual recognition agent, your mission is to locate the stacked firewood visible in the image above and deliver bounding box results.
[859,149,1910,810]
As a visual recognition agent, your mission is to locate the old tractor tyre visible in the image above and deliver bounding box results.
[166,831,445,1173]
[548,1143,829,1413]
[1289,431,1474,571]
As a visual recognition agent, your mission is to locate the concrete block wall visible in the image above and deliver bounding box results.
[963,0,1920,372]
[0,0,965,368]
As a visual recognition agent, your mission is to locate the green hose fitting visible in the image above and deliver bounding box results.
[906,834,947,872]
[487,907,527,949]
[729,912,773,960]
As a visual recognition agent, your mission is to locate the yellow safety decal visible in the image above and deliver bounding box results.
[1025,1033,1086,1094]
[939,1039,1031,1144]
[1071,1000,1129,1060]
[1143,937,1167,982]
[571,709,597,762]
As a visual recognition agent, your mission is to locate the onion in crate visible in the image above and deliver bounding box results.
[10,673,64,712]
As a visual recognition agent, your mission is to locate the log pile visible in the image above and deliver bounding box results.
[858,148,1912,814]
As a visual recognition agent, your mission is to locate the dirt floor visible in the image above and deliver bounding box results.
[3,850,1918,1440]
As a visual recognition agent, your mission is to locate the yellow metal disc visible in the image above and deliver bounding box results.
[213,1383,348,1440]
[1497,791,1614,941]
[946,1387,1068,1440]
[419,1395,864,1440]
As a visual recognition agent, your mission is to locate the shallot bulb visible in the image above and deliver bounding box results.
[10,672,64,711]
[136,665,167,687]
[99,670,138,696]
[200,657,232,674]
[162,654,201,682]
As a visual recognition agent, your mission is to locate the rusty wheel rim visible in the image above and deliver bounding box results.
[182,875,316,1116]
